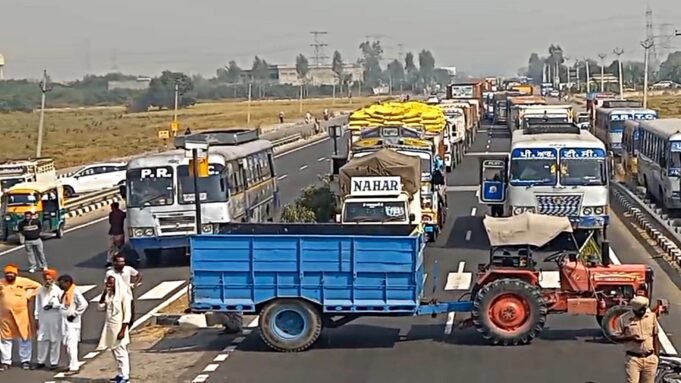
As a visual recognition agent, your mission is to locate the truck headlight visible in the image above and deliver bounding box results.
[4,216,10,221]
[513,207,523,215]
[131,227,154,237]
[594,206,605,215]
[201,224,213,234]
[144,228,154,236]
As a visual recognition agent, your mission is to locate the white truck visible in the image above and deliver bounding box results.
[519,104,574,129]
[438,101,467,171]
[337,149,422,225]
[0,158,57,196]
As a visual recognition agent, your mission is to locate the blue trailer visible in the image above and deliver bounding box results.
[189,223,473,352]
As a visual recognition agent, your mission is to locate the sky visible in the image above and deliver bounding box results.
[1,0,680,81]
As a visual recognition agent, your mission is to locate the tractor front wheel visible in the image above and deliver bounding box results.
[600,305,630,342]
[472,278,547,345]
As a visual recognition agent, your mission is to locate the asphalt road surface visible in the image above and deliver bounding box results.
[172,121,681,383]
[0,134,346,382]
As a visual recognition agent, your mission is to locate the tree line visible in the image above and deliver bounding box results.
[0,41,443,113]
[523,44,681,89]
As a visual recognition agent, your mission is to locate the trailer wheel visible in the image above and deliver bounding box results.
[472,278,547,345]
[600,305,630,342]
[259,299,322,352]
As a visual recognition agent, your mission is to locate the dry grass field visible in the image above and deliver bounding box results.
[0,96,379,168]
[647,95,681,118]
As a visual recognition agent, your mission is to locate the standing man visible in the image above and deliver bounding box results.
[57,274,88,375]
[0,264,41,371]
[618,296,660,383]
[34,269,63,370]
[107,202,127,268]
[18,212,47,272]
[97,275,133,383]
[100,253,142,321]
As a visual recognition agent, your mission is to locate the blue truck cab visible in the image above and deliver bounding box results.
[190,223,472,352]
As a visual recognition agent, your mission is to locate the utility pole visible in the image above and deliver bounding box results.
[613,48,624,99]
[641,39,655,109]
[584,58,591,93]
[598,53,607,92]
[247,82,252,123]
[564,56,571,93]
[36,69,52,158]
[575,60,581,91]
[309,31,329,67]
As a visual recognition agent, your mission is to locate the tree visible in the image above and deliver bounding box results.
[404,52,418,90]
[386,59,405,90]
[281,182,337,223]
[545,44,564,85]
[217,60,242,84]
[418,50,436,86]
[359,40,384,87]
[659,51,681,83]
[527,53,544,84]
[129,70,195,112]
[331,50,344,93]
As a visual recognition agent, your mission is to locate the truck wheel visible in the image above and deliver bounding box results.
[259,299,322,352]
[55,223,65,239]
[1,228,7,242]
[446,165,452,173]
[472,278,547,345]
[600,305,630,342]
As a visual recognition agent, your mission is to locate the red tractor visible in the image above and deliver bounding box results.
[463,213,668,345]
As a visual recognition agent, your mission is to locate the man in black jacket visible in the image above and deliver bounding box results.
[18,212,47,272]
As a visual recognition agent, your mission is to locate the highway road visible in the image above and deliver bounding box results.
[170,121,681,383]
[0,134,345,382]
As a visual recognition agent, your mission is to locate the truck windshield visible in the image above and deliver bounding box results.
[0,178,23,191]
[669,152,681,176]
[510,159,557,186]
[398,151,431,173]
[343,201,408,223]
[177,164,227,204]
[560,158,607,186]
[6,193,37,206]
[127,166,174,208]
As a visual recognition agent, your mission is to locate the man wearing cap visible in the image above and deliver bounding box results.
[618,295,660,383]
[0,264,41,371]
[34,269,63,370]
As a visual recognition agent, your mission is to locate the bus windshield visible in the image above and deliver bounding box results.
[127,166,174,208]
[670,151,681,176]
[510,159,557,186]
[560,158,607,186]
[177,164,227,204]
[343,201,408,223]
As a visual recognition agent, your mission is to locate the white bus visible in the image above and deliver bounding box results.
[125,130,278,261]
[636,118,681,210]
[593,107,657,155]
[503,125,609,233]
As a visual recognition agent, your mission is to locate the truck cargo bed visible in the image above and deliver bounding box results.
[190,225,425,314]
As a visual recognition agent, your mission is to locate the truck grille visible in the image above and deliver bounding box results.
[535,194,582,216]
[157,215,195,234]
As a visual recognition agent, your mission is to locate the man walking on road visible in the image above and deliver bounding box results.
[34,269,63,370]
[0,264,41,371]
[57,274,88,375]
[97,275,133,383]
[107,202,126,268]
[18,212,48,272]
[618,296,660,383]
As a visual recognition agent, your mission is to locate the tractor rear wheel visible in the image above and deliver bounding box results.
[472,278,547,345]
[600,305,630,342]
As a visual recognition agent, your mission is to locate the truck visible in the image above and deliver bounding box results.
[336,149,422,225]
[0,158,57,196]
[446,81,484,101]
[506,96,547,131]
[518,104,574,128]
[437,102,467,170]
[189,213,668,352]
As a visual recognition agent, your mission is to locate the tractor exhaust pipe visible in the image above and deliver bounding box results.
[601,239,610,266]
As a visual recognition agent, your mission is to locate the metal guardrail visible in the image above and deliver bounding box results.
[611,182,681,266]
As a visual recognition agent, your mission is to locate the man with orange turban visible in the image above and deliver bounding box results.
[34,268,63,370]
[0,264,41,371]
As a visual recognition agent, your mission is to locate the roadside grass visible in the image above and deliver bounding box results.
[0,96,379,168]
[648,96,681,117]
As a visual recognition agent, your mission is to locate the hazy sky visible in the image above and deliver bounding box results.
[1,0,680,81]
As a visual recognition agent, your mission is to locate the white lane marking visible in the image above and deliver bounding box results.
[232,336,245,344]
[137,280,185,300]
[465,230,472,241]
[90,293,103,303]
[223,345,237,353]
[192,375,210,383]
[457,261,465,273]
[242,329,252,335]
[203,364,219,372]
[273,136,330,159]
[83,351,99,359]
[247,316,259,328]
[465,151,506,156]
[277,174,288,180]
[444,312,455,335]
[423,273,428,290]
[470,208,477,216]
[538,271,561,289]
[475,188,480,198]
[610,248,678,355]
[214,354,229,362]
[317,156,326,162]
[299,165,308,171]
[445,262,471,290]
[446,186,478,192]
[130,284,187,332]
[76,285,97,295]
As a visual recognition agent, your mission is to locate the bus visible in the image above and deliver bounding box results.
[505,125,609,236]
[593,107,657,155]
[622,120,642,180]
[125,130,278,261]
[636,118,681,210]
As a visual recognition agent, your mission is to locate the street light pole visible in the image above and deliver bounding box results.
[641,39,655,109]
[36,69,52,158]
[613,48,624,99]
[598,53,607,92]
[584,58,591,93]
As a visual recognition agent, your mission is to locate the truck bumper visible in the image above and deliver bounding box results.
[569,215,609,229]
[129,236,188,253]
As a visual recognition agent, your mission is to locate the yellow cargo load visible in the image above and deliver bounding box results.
[348,101,446,134]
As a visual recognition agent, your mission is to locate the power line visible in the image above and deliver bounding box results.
[309,31,328,67]
[645,6,658,68]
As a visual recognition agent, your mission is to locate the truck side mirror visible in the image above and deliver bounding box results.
[409,214,415,223]
[335,214,341,223]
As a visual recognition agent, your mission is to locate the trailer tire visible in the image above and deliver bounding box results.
[600,305,630,342]
[259,299,322,352]
[472,278,547,345]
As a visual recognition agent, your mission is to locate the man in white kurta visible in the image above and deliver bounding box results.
[97,274,132,383]
[34,269,63,369]
[57,274,88,374]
